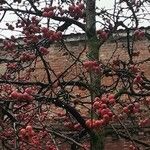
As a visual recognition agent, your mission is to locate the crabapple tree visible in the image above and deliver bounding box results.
[0,0,150,150]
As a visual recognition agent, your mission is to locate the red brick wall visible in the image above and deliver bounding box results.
[35,39,150,82]
[32,39,150,150]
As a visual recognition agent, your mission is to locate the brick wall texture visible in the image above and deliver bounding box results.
[0,38,149,149]
[34,39,150,150]
[35,39,150,82]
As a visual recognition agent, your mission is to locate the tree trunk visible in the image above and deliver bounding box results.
[86,0,105,150]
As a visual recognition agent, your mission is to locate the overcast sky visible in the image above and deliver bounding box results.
[0,0,149,38]
[0,0,114,38]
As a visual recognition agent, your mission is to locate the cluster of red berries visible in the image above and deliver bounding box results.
[19,125,41,147]
[23,33,38,44]
[19,125,35,139]
[86,94,115,129]
[41,27,62,41]
[133,29,145,40]
[10,88,34,101]
[20,51,35,62]
[129,65,143,84]
[64,122,82,130]
[97,30,108,41]
[123,102,140,114]
[39,46,49,55]
[42,6,56,18]
[83,60,102,73]
[23,20,40,34]
[3,40,16,50]
[68,3,84,18]
[22,17,41,43]
[85,118,105,129]
[19,125,57,149]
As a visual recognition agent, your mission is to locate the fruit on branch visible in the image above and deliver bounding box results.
[42,11,54,18]
[85,119,95,128]
[94,119,104,128]
[7,63,17,70]
[93,101,101,109]
[42,6,55,18]
[25,87,34,95]
[20,52,35,62]
[97,30,108,41]
[123,102,140,114]
[133,29,145,40]
[68,4,84,18]
[83,60,101,73]
[17,16,41,44]
[19,125,37,145]
[22,92,34,101]
[133,74,143,84]
[108,94,116,105]
[100,103,107,109]
[26,125,33,134]
[39,46,49,55]
[86,119,105,129]
[10,91,21,99]
[86,94,116,129]
[19,128,26,136]
[123,106,130,114]
[41,28,62,41]
[10,90,34,101]
[3,40,16,50]
[0,1,149,149]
